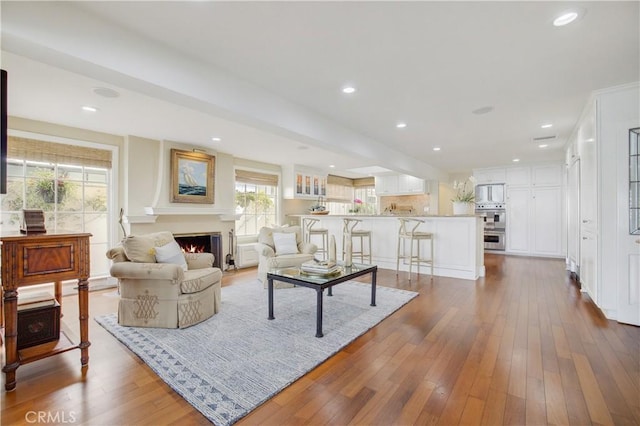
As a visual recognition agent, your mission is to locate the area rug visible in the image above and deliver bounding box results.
[95,280,418,425]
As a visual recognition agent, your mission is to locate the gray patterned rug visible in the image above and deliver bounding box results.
[95,280,418,425]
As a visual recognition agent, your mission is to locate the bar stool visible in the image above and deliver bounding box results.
[303,218,329,260]
[396,218,433,279]
[342,218,372,264]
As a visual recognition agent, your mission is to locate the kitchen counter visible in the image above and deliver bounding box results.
[295,214,484,280]
[296,213,479,218]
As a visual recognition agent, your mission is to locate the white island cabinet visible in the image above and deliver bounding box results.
[299,215,485,280]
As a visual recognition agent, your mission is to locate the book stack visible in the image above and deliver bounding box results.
[301,259,340,275]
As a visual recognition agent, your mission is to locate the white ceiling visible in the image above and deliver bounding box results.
[1,1,638,180]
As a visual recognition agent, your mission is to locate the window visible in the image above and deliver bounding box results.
[324,175,377,215]
[235,169,278,236]
[0,136,114,277]
[353,185,377,214]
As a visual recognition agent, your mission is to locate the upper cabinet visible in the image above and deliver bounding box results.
[475,164,562,187]
[473,168,506,184]
[282,165,327,199]
[398,175,427,194]
[505,167,530,187]
[375,174,427,195]
[531,164,562,186]
[375,175,398,195]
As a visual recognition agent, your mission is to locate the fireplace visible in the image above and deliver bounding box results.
[173,232,222,269]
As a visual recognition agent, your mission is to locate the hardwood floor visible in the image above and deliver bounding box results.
[1,254,639,425]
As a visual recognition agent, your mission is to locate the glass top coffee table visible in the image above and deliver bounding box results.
[267,263,378,338]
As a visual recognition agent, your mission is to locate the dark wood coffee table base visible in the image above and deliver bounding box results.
[267,264,377,338]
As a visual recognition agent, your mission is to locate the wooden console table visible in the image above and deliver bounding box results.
[1,232,91,391]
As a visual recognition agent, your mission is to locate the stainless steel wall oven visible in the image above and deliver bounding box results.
[475,184,506,251]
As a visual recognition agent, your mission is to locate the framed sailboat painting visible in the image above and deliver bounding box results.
[170,149,215,204]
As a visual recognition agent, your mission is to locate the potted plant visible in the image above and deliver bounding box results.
[32,169,71,204]
[452,176,476,215]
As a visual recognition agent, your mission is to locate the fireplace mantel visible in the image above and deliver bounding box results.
[125,207,239,224]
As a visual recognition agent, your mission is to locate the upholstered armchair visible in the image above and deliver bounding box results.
[106,231,222,329]
[256,225,317,288]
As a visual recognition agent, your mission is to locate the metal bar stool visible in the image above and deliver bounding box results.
[342,218,372,264]
[396,217,433,279]
[303,217,329,260]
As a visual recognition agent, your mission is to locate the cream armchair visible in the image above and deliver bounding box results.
[256,225,317,288]
[106,231,222,329]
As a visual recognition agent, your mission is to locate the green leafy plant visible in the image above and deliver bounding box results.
[235,190,274,211]
[32,169,71,204]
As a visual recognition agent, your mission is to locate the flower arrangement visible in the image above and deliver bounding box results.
[452,176,476,203]
[349,198,363,213]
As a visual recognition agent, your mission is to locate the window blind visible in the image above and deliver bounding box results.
[8,136,112,169]
[235,169,279,186]
[353,177,375,187]
[327,174,353,186]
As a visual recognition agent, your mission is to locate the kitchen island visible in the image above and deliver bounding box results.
[297,214,484,280]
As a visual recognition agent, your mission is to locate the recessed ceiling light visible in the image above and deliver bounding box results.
[396,122,407,129]
[329,165,335,168]
[82,106,98,112]
[92,87,120,98]
[541,123,553,129]
[586,138,595,142]
[433,147,441,151]
[472,106,494,115]
[553,11,579,27]
[538,144,548,148]
[512,158,520,162]
[342,86,356,94]
[211,137,221,142]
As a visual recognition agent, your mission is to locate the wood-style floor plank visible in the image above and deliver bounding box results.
[2,254,639,426]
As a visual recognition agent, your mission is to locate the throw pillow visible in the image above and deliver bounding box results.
[154,240,188,271]
[272,232,299,255]
[121,235,156,263]
[121,231,176,263]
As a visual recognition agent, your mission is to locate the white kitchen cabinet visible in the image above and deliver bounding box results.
[375,175,398,195]
[375,174,426,195]
[567,158,580,274]
[506,179,563,257]
[506,187,530,253]
[564,83,639,324]
[473,168,506,184]
[398,175,426,193]
[505,167,530,187]
[532,186,562,255]
[282,165,327,199]
[532,164,562,186]
[578,101,598,304]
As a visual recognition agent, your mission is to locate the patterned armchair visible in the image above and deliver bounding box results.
[256,225,317,288]
[106,232,222,328]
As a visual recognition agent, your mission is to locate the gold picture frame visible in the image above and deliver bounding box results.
[170,149,215,204]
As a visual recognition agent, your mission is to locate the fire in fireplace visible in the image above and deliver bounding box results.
[173,232,222,269]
